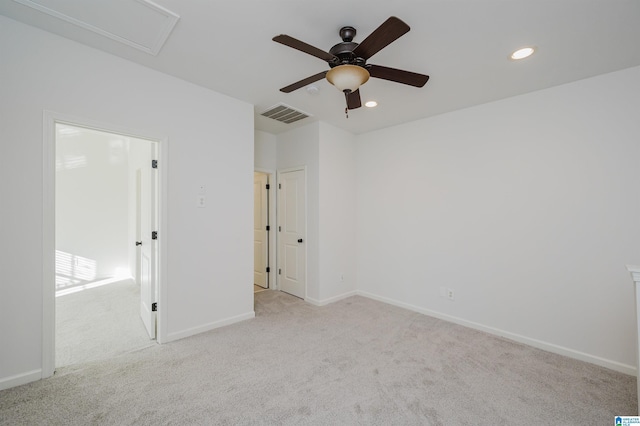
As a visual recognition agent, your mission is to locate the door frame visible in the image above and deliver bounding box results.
[42,110,168,379]
[254,168,276,290]
[276,166,307,297]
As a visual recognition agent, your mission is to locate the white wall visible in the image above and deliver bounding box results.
[318,123,357,301]
[0,16,254,389]
[56,126,130,283]
[276,123,320,300]
[356,65,640,372]
[274,122,357,304]
[255,130,277,171]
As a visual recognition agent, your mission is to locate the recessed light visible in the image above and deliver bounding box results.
[510,46,536,60]
[365,101,378,108]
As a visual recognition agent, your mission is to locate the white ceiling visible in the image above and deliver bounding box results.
[2,0,639,135]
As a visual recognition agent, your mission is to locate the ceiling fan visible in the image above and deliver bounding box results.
[273,16,429,117]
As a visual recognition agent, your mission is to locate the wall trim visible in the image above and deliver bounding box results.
[42,111,56,380]
[165,311,255,343]
[0,369,42,391]
[356,290,636,376]
[306,290,358,307]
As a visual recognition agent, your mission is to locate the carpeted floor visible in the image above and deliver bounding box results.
[1,290,636,425]
[56,278,155,367]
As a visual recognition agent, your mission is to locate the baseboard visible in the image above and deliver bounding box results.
[306,290,358,307]
[356,290,636,376]
[0,369,42,391]
[165,311,255,343]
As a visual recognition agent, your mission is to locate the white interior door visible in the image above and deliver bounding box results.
[254,172,269,288]
[139,146,157,339]
[278,169,306,299]
[135,170,142,286]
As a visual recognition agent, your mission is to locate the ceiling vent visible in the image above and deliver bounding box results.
[260,104,310,124]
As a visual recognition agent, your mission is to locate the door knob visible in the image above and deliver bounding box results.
[135,241,142,246]
[297,238,303,243]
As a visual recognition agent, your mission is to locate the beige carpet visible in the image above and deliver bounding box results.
[56,279,155,367]
[1,290,636,425]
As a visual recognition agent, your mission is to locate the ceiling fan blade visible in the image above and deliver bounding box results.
[280,71,328,93]
[368,64,429,87]
[352,17,410,60]
[273,35,337,63]
[347,89,362,110]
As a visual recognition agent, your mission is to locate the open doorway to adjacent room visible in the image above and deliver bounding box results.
[254,170,274,295]
[54,122,159,367]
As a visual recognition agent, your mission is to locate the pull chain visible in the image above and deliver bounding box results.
[344,90,350,119]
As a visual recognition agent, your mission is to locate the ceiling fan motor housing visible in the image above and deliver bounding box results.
[329,26,366,68]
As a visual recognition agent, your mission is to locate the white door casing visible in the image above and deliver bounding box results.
[139,146,158,339]
[254,172,269,288]
[277,168,306,299]
[42,111,166,380]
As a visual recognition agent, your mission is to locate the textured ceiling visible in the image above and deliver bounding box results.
[2,0,640,135]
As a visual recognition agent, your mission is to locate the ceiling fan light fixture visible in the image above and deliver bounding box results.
[326,65,370,92]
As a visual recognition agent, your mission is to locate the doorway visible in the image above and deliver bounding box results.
[254,170,276,294]
[44,117,163,372]
[254,171,270,291]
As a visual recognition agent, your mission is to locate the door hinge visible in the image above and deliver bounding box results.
[266,225,270,231]
[278,183,281,189]
[151,159,158,169]
[278,268,281,275]
[152,302,157,312]
[278,226,281,232]
[266,267,270,273]
[152,231,158,240]
[266,184,270,190]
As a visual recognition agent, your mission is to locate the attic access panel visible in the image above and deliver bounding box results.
[13,0,179,55]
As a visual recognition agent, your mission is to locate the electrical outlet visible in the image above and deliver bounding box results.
[447,288,455,301]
